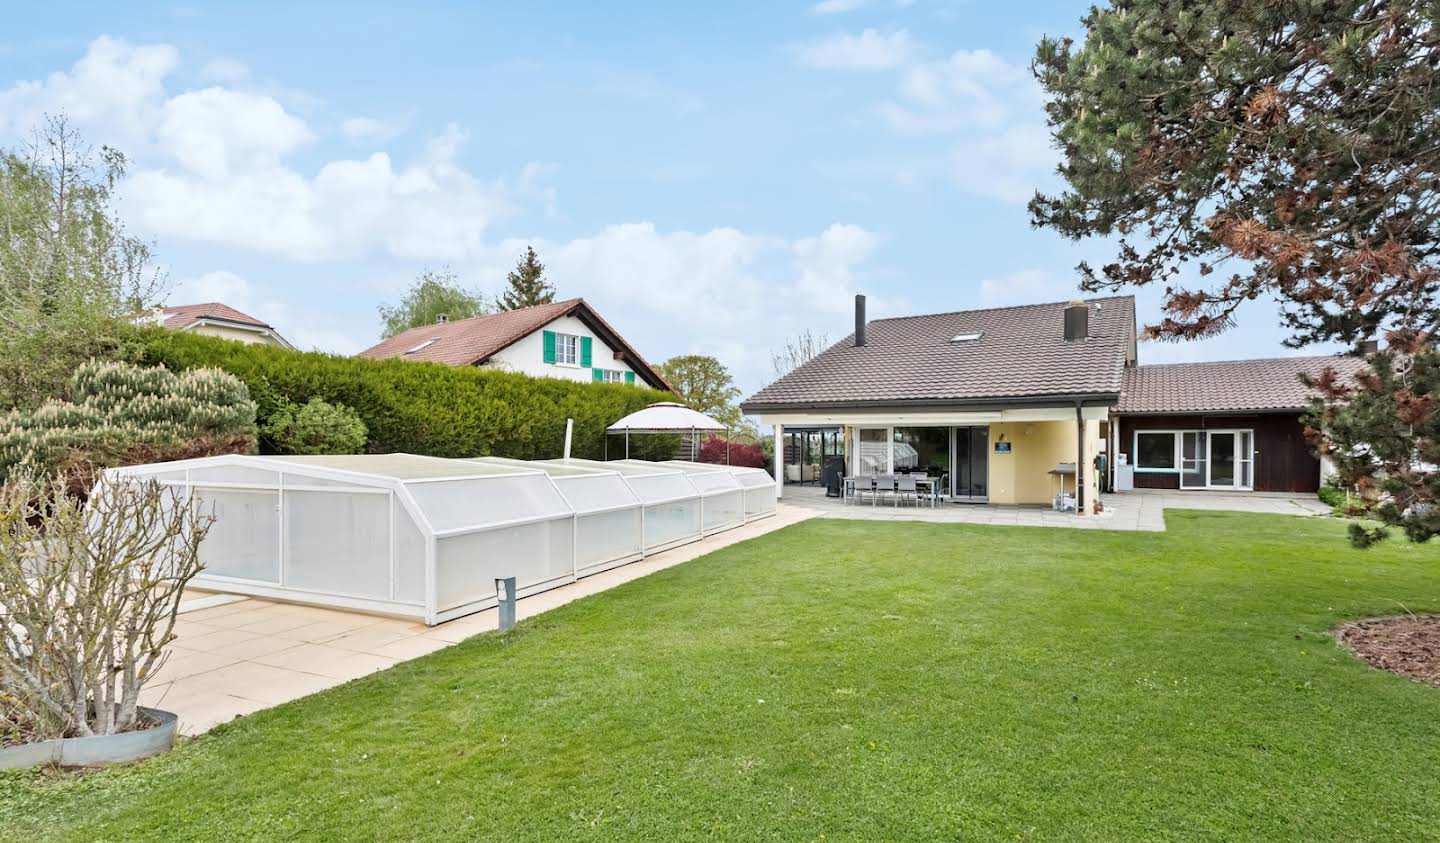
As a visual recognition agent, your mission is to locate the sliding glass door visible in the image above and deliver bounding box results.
[951,426,989,502]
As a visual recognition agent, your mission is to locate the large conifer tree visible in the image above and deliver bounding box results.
[498,246,556,311]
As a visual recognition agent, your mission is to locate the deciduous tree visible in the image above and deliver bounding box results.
[770,329,831,378]
[378,267,488,338]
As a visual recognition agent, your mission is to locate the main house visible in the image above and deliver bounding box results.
[357,298,671,391]
[741,295,1364,513]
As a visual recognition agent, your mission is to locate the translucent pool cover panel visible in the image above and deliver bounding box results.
[404,474,571,533]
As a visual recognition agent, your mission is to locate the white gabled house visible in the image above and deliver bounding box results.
[357,298,671,391]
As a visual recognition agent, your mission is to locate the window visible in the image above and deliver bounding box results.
[950,332,983,343]
[1135,431,1178,471]
[857,428,889,474]
[405,338,437,354]
[556,333,578,365]
[600,370,624,383]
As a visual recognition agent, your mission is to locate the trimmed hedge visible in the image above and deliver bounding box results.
[137,328,671,460]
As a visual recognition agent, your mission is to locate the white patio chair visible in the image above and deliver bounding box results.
[895,473,919,507]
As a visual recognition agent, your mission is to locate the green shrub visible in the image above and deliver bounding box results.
[135,327,671,460]
[263,397,368,455]
[0,360,257,481]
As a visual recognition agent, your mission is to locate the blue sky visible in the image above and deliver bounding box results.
[1,1,1336,398]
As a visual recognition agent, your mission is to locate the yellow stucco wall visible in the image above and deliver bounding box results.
[987,420,1100,508]
[189,324,284,347]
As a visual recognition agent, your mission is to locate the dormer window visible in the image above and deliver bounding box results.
[950,332,983,343]
[405,338,438,354]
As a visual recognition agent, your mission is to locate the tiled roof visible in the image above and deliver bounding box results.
[357,298,671,391]
[162,302,273,330]
[1116,355,1369,414]
[741,296,1136,410]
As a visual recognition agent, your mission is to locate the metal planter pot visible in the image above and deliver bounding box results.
[0,707,178,770]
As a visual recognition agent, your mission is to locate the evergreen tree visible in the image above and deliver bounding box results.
[498,246,556,311]
[1031,1,1440,545]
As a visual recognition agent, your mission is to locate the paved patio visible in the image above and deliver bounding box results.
[777,484,1330,531]
[146,507,815,735]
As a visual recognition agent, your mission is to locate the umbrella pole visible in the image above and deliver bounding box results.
[625,429,630,459]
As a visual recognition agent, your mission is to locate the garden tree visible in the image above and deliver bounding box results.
[0,473,211,740]
[497,246,556,311]
[770,329,831,378]
[0,115,163,409]
[262,397,368,455]
[656,354,747,432]
[1031,1,1440,544]
[378,267,488,338]
[1304,334,1440,546]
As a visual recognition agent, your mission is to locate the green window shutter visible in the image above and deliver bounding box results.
[592,367,604,382]
[542,330,556,364]
[625,371,636,384]
[580,336,593,367]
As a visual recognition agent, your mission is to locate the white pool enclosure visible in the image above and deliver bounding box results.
[103,453,775,625]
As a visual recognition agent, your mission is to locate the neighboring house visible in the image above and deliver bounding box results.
[145,303,294,349]
[1111,356,1366,493]
[356,298,671,391]
[742,294,1362,509]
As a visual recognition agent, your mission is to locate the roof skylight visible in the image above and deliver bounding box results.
[950,332,983,343]
[405,338,438,354]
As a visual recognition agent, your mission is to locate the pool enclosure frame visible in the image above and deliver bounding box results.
[103,452,768,626]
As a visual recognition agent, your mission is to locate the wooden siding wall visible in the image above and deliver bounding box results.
[1116,413,1320,493]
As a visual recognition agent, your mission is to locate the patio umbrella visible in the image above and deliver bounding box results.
[606,402,728,461]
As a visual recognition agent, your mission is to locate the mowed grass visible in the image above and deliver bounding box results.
[5,512,1440,841]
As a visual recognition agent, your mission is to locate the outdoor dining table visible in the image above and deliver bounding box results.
[842,474,940,507]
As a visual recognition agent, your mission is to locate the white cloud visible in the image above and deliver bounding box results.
[879,48,1039,134]
[464,221,884,392]
[169,269,254,308]
[158,87,314,179]
[812,0,867,13]
[5,37,533,263]
[978,268,1077,308]
[0,35,177,142]
[795,29,916,71]
[340,116,398,142]
[948,124,1054,202]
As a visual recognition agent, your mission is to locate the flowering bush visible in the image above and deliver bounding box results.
[0,360,257,482]
[697,435,766,469]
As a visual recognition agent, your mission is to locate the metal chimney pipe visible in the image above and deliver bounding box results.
[855,294,867,347]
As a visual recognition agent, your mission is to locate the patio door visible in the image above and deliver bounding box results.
[1205,430,1254,490]
[950,426,988,503]
[1180,432,1207,489]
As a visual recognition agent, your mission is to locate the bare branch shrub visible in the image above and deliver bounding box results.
[0,473,211,744]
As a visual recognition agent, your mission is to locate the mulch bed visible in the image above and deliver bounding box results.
[1336,615,1440,687]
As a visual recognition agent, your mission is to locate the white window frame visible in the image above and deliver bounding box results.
[1134,428,1256,489]
[600,369,624,383]
[555,333,579,366]
[1133,430,1181,473]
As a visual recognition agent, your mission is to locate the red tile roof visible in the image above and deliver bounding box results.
[1116,355,1369,414]
[161,302,274,330]
[357,298,671,391]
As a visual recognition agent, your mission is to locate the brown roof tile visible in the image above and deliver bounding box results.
[162,302,273,330]
[741,296,1136,410]
[1116,355,1368,414]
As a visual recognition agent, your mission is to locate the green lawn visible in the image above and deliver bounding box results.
[5,512,1440,841]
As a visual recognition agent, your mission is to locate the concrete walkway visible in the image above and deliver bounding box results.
[147,507,815,735]
[777,484,1330,532]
